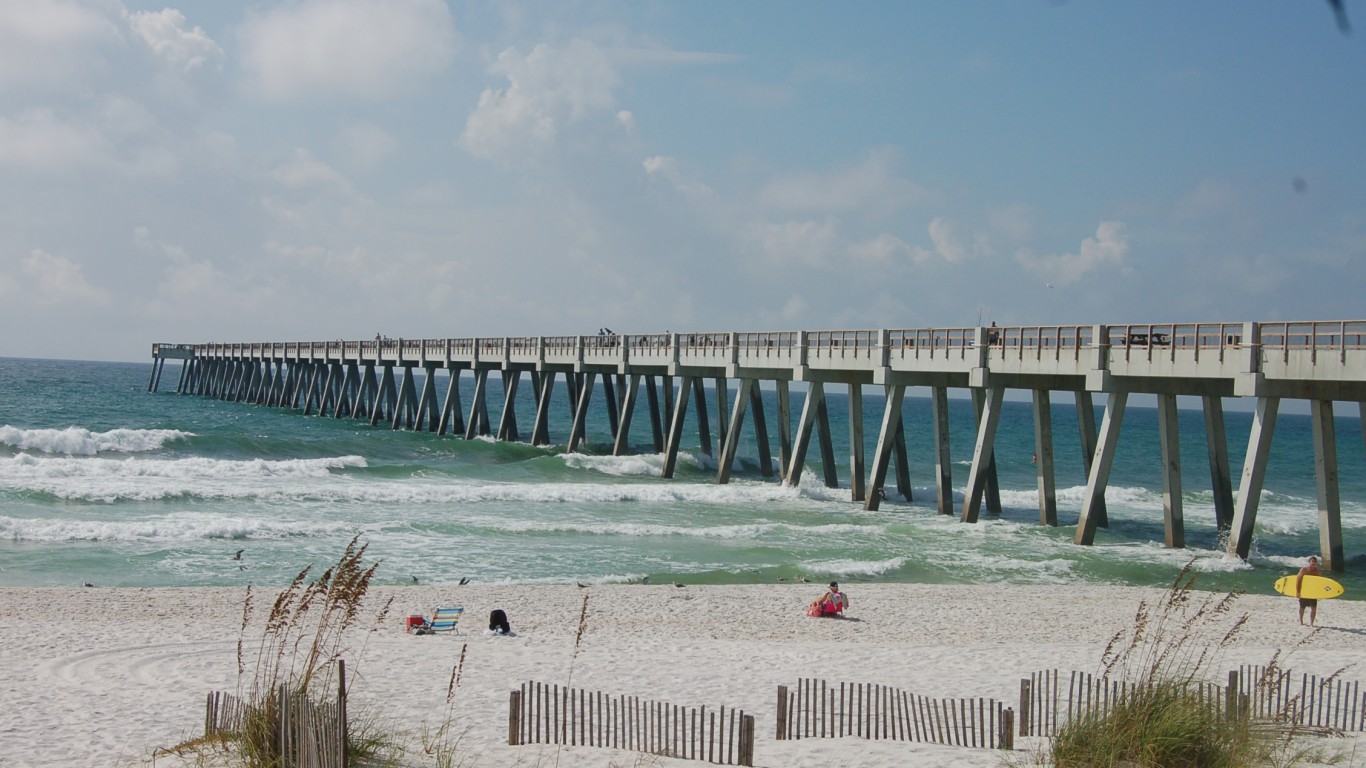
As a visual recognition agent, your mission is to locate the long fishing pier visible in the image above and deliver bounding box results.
[151,321,1366,570]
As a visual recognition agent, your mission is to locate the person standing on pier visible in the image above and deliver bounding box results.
[1297,555,1322,626]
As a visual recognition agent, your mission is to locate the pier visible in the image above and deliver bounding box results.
[151,321,1366,570]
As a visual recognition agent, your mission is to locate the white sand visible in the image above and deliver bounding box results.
[3,583,1364,768]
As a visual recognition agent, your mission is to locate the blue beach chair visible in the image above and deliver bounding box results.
[413,607,463,635]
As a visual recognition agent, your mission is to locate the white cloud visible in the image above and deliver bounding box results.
[927,216,970,263]
[20,249,108,306]
[239,0,458,101]
[759,147,930,216]
[643,154,715,203]
[1015,221,1129,285]
[334,123,397,172]
[989,203,1036,243]
[461,39,620,161]
[0,109,104,170]
[745,218,840,267]
[0,0,122,91]
[128,8,223,73]
[1178,179,1238,220]
[271,148,352,192]
[847,233,919,266]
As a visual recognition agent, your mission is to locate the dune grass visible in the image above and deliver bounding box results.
[1018,563,1351,768]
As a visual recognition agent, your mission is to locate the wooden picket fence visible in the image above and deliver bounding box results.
[508,681,755,766]
[776,678,1013,749]
[1234,665,1366,732]
[203,660,350,768]
[1019,667,1366,738]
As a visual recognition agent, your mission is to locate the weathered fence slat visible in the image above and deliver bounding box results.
[1022,666,1366,738]
[777,678,1006,750]
[510,681,752,765]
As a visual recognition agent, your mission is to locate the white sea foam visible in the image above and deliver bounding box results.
[0,454,368,502]
[561,452,694,476]
[0,513,352,543]
[0,425,192,455]
[798,557,908,578]
[463,517,883,539]
[0,452,830,506]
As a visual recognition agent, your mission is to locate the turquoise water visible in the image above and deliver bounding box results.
[2,356,1364,597]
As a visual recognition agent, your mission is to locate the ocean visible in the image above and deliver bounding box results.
[2,356,1364,598]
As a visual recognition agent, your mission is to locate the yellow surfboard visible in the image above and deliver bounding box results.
[1274,573,1344,599]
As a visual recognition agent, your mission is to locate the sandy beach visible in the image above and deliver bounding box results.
[3,582,1364,768]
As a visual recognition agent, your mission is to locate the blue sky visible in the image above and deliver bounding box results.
[1,1,1363,363]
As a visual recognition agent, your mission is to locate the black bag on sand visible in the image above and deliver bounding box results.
[489,609,511,635]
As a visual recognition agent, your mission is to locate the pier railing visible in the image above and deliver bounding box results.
[157,320,1366,362]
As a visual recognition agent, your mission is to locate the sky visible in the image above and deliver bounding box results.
[1,1,1364,364]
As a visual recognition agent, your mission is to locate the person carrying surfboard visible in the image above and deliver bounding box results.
[1298,556,1322,626]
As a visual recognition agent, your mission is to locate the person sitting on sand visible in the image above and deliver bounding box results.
[1298,556,1321,627]
[810,582,847,617]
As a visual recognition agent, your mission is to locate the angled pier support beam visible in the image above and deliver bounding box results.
[717,378,755,484]
[932,385,954,517]
[961,385,1005,523]
[567,372,597,453]
[644,376,664,452]
[1311,399,1344,571]
[891,418,912,502]
[465,369,492,439]
[1228,396,1279,560]
[1157,393,1186,548]
[786,381,831,487]
[661,375,695,479]
[304,362,323,416]
[613,374,642,456]
[815,391,838,487]
[530,371,554,445]
[349,363,372,417]
[602,375,619,440]
[714,376,730,452]
[1203,396,1235,530]
[969,388,1004,517]
[393,365,418,430]
[317,363,338,415]
[749,383,774,478]
[412,364,437,430]
[438,369,466,436]
[1075,391,1109,528]
[1075,391,1129,545]
[370,365,397,426]
[776,381,793,482]
[1033,389,1058,527]
[848,384,866,502]
[498,370,522,441]
[864,384,906,511]
[662,376,675,432]
[691,378,713,457]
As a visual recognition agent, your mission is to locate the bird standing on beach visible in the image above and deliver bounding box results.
[83,581,94,587]
[411,575,419,584]
[576,581,588,588]
[673,582,686,588]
